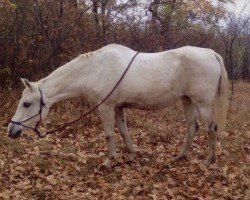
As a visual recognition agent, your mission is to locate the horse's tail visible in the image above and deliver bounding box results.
[213,52,229,136]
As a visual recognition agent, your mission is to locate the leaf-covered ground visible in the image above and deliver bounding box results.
[0,82,249,200]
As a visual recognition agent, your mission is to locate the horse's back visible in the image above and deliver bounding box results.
[90,44,222,109]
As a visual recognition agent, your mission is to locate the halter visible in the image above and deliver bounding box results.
[10,88,47,137]
[10,52,139,138]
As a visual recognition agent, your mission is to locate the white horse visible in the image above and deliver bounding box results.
[8,44,229,168]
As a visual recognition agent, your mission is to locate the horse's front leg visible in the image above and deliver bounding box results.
[98,105,117,168]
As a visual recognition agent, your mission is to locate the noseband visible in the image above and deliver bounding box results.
[10,89,47,137]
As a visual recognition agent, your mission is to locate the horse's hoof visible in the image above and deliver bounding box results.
[172,154,187,162]
[101,159,112,169]
[204,161,211,167]
[128,153,136,163]
[205,156,216,167]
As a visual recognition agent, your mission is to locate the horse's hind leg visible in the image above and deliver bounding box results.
[196,104,217,166]
[173,96,198,161]
[115,108,136,161]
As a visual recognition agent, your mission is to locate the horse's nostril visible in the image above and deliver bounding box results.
[16,130,22,136]
[8,128,22,138]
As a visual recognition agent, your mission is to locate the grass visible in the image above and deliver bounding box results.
[32,156,50,173]
[61,142,77,154]
[32,140,52,152]
[9,142,25,156]
[0,137,26,157]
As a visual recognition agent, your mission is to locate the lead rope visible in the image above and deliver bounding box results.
[37,52,140,138]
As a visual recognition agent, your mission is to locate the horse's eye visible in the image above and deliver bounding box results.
[23,102,31,108]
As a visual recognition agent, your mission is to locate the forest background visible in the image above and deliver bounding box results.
[0,0,249,90]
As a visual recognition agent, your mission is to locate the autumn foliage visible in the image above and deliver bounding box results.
[0,0,249,199]
[0,80,249,199]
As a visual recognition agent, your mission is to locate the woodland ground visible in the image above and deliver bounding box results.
[0,81,249,200]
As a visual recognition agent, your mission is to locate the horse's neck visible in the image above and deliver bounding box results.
[38,57,90,105]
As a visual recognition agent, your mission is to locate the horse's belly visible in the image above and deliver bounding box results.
[117,93,179,110]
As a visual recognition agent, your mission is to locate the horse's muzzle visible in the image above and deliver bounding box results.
[8,124,22,138]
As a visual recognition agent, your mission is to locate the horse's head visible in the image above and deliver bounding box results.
[8,78,49,138]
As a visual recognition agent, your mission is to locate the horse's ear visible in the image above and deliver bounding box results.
[20,78,35,91]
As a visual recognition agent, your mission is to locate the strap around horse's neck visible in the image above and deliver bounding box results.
[38,52,140,137]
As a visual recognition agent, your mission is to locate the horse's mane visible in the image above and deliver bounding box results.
[78,49,104,60]
[77,44,126,61]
